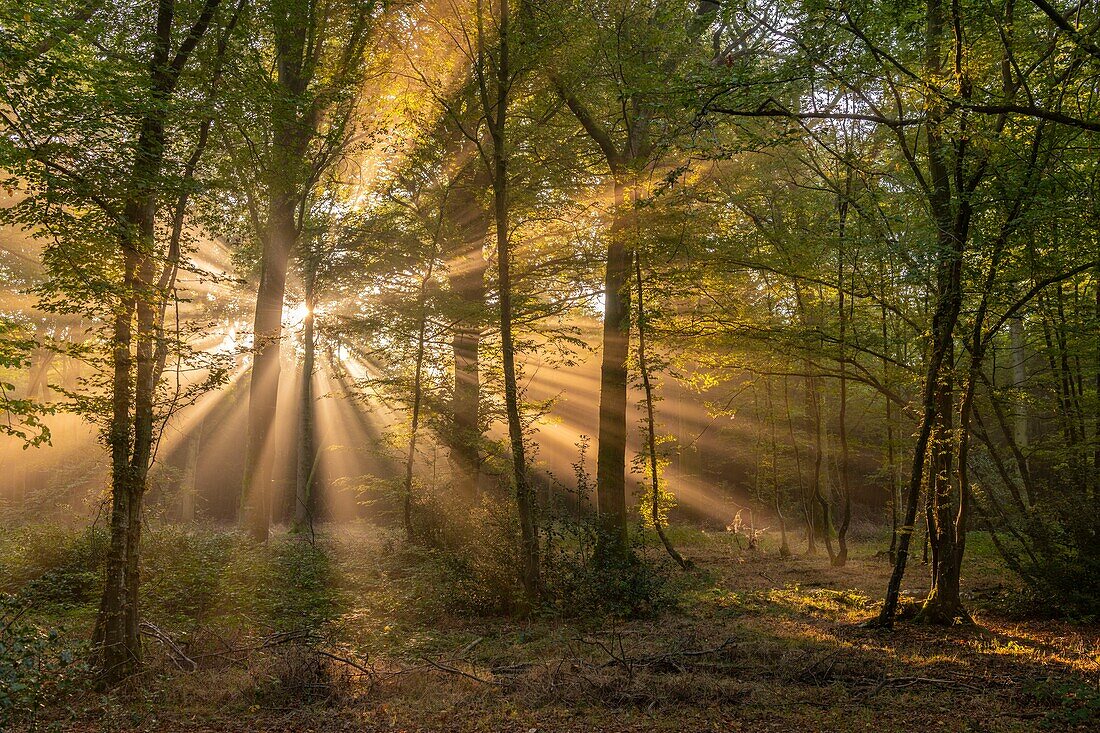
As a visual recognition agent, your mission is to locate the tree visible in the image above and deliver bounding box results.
[540,0,721,553]
[1,0,237,682]
[225,0,380,541]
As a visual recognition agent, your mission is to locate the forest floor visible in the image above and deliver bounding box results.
[4,522,1099,732]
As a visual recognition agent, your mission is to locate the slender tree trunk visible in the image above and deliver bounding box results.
[293,280,316,536]
[403,262,435,541]
[834,199,852,567]
[178,420,203,522]
[482,0,538,600]
[883,293,899,562]
[635,252,687,568]
[784,376,814,553]
[806,373,835,563]
[766,378,790,557]
[1009,316,1029,455]
[23,324,54,402]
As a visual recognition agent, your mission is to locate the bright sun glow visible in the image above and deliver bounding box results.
[284,301,311,331]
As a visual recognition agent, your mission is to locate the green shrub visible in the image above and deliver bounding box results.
[539,447,677,619]
[141,527,243,624]
[0,595,88,728]
[542,521,675,619]
[408,491,525,616]
[262,538,342,631]
[1025,678,1100,728]
[0,524,106,607]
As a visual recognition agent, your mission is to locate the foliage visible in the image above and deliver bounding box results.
[0,595,88,728]
[540,443,678,619]
[0,318,51,447]
[1025,678,1100,729]
[261,538,343,632]
[405,489,527,616]
[0,524,107,607]
[140,527,246,625]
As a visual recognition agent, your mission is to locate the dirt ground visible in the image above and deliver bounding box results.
[20,527,1100,732]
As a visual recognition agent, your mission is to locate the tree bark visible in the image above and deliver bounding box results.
[877,0,969,628]
[766,378,790,557]
[783,376,814,554]
[403,259,435,541]
[834,198,852,567]
[241,0,314,542]
[178,420,202,522]
[595,177,631,551]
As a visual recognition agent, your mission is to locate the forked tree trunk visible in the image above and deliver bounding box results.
[876,0,971,628]
[481,0,538,600]
[95,0,222,683]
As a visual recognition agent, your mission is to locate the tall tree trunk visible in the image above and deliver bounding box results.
[94,0,223,681]
[403,261,435,541]
[766,378,791,557]
[178,420,203,522]
[595,176,631,551]
[241,0,312,542]
[97,249,140,684]
[98,116,165,686]
[783,376,814,554]
[877,0,969,628]
[806,373,835,563]
[882,291,899,562]
[242,192,294,542]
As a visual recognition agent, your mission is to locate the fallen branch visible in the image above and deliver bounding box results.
[139,621,197,672]
[419,656,502,686]
[315,649,375,679]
